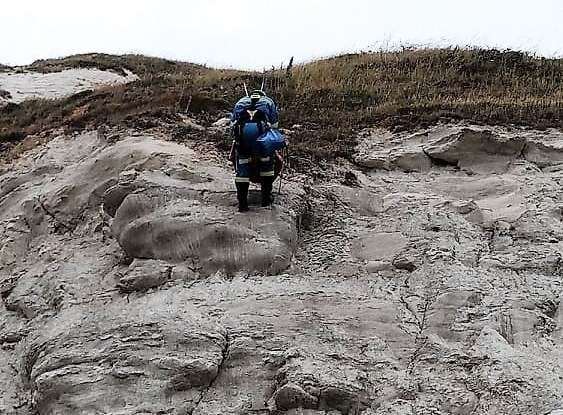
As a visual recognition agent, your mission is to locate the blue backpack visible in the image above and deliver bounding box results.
[257,129,286,155]
[232,96,279,125]
[232,95,286,156]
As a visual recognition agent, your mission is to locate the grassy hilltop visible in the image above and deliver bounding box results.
[1,48,562,166]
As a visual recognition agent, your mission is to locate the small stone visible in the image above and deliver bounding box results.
[274,383,318,410]
[392,255,417,272]
[212,117,231,128]
[452,200,478,215]
[116,259,172,293]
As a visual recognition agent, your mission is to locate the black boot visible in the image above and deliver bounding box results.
[236,182,249,212]
[261,177,274,207]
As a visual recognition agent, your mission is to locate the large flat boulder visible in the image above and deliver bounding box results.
[112,193,297,275]
[20,273,563,415]
[106,170,301,276]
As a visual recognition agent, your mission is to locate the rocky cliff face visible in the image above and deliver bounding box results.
[0,124,562,414]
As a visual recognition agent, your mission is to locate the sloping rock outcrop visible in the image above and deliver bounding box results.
[0,124,562,414]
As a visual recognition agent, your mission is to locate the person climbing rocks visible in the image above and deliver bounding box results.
[230,88,286,212]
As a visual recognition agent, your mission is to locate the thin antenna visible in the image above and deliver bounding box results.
[243,82,249,97]
[260,76,266,92]
[286,56,294,76]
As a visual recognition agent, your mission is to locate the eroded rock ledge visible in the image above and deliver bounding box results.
[355,125,563,174]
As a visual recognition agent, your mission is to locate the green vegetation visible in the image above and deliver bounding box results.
[1,48,562,167]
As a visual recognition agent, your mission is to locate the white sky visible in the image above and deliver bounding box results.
[1,0,562,69]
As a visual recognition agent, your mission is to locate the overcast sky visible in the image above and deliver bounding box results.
[2,0,562,69]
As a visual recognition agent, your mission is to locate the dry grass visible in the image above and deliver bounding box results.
[27,53,207,76]
[1,48,562,167]
[267,48,563,163]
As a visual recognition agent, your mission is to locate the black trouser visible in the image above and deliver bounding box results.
[235,154,275,211]
[260,176,274,207]
[236,182,249,212]
[235,178,274,210]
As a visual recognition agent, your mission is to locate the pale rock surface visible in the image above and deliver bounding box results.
[355,124,563,174]
[211,117,231,130]
[0,68,137,105]
[0,124,562,414]
[422,126,526,173]
[178,114,207,132]
[354,129,431,172]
